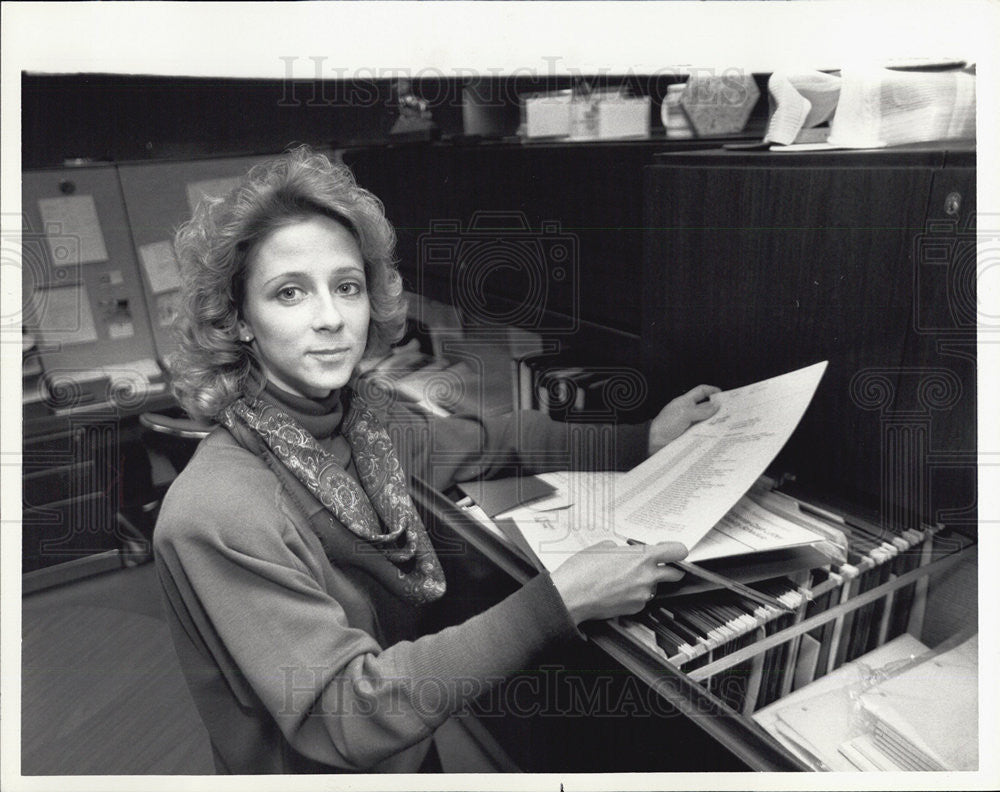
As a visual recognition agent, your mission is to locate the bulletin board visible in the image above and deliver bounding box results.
[118,157,274,361]
[22,166,161,397]
[117,154,278,362]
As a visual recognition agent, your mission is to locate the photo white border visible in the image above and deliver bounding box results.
[2,2,998,791]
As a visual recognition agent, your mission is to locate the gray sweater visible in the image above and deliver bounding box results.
[154,395,649,773]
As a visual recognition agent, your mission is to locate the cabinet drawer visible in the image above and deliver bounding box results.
[22,493,122,573]
[22,462,98,508]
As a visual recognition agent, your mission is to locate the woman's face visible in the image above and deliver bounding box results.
[240,214,370,399]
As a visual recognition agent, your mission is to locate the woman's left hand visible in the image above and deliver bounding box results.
[647,384,721,456]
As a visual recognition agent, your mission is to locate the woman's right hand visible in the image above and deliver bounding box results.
[549,540,689,625]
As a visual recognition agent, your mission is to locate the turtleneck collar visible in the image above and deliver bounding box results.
[259,380,346,443]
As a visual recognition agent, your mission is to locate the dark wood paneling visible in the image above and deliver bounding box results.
[643,161,938,511]
[895,167,977,531]
[23,72,770,169]
[22,74,406,167]
[346,143,660,339]
[23,411,157,573]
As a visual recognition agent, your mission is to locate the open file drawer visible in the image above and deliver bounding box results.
[408,477,977,773]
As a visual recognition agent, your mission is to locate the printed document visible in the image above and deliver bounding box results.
[497,362,828,570]
[614,361,827,548]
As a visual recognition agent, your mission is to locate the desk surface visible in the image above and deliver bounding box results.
[23,390,178,440]
[652,140,976,168]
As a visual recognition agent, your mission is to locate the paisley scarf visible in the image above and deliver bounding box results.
[218,390,446,605]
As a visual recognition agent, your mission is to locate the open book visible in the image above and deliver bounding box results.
[462,362,843,595]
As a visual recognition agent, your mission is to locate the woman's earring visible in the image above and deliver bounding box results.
[238,324,253,343]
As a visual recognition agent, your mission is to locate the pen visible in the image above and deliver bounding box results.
[668,559,797,612]
[627,539,796,612]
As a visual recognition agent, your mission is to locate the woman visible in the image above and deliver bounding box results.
[154,146,719,774]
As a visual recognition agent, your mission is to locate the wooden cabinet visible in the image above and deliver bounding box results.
[344,139,734,360]
[641,145,976,529]
[346,141,977,519]
[393,142,978,773]
[413,477,976,773]
[21,404,170,584]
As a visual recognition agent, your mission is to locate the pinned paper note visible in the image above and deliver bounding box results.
[107,319,135,339]
[139,240,183,294]
[155,290,181,327]
[32,284,99,344]
[186,177,242,214]
[38,195,108,266]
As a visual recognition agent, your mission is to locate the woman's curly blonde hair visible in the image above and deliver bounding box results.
[168,146,407,420]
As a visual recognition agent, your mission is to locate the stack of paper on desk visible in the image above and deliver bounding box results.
[753,633,977,772]
[857,634,978,771]
[480,362,837,589]
[753,633,929,771]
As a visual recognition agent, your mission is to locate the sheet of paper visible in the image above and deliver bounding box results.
[753,633,928,768]
[138,240,183,294]
[186,177,242,214]
[499,471,630,570]
[770,143,847,152]
[499,509,633,571]
[33,284,99,344]
[500,470,612,514]
[460,503,511,544]
[857,634,978,771]
[38,195,108,265]
[837,733,900,771]
[107,320,135,339]
[685,495,825,562]
[104,358,162,381]
[155,290,181,327]
[613,361,828,549]
[457,475,556,517]
[791,633,822,691]
[775,693,859,772]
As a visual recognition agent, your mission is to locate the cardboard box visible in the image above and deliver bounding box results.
[595,95,651,139]
[522,91,573,138]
